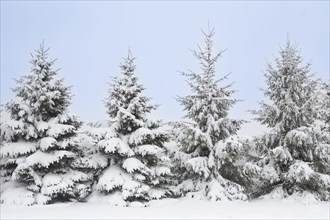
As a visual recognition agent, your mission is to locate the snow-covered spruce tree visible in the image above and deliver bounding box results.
[170,28,247,201]
[249,40,330,201]
[318,82,330,133]
[92,50,171,207]
[0,43,91,205]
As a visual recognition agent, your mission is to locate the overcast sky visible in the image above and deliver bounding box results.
[1,1,329,136]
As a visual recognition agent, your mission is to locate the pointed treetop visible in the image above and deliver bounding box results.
[120,49,136,77]
[253,39,318,135]
[9,41,71,121]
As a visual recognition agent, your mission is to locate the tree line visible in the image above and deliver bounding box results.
[0,28,329,206]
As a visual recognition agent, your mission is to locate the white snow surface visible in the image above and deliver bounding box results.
[1,197,329,219]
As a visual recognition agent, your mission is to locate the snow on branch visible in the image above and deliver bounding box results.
[39,137,57,151]
[41,170,89,197]
[36,121,49,133]
[12,163,42,187]
[150,166,171,177]
[25,150,75,168]
[0,119,26,141]
[97,166,132,192]
[148,188,166,199]
[135,145,164,157]
[1,142,37,158]
[127,126,167,145]
[122,157,150,174]
[186,157,210,179]
[97,137,134,156]
[47,123,76,138]
[270,146,293,164]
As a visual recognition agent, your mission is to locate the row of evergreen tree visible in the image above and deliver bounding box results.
[1,28,329,206]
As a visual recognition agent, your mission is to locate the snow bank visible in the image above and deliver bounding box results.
[1,198,329,219]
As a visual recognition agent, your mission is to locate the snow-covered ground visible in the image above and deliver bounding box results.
[1,198,329,219]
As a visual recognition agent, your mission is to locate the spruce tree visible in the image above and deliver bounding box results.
[171,28,247,201]
[0,43,91,205]
[250,40,330,201]
[92,51,171,207]
[318,82,330,132]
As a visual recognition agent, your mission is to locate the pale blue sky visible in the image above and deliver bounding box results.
[1,1,329,135]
